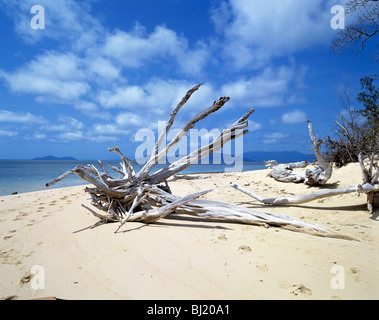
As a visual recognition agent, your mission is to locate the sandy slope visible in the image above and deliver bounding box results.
[0,163,378,300]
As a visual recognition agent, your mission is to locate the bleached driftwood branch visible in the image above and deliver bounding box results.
[264,160,309,170]
[267,121,332,185]
[167,174,211,182]
[230,153,378,214]
[46,84,352,239]
[359,153,379,213]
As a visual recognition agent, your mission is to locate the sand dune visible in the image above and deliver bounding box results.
[0,162,378,300]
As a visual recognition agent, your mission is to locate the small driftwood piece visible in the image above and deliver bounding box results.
[46,84,351,239]
[359,153,379,213]
[167,174,210,182]
[267,121,332,185]
[264,160,309,169]
[230,154,378,214]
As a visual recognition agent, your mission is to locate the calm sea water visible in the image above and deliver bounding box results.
[0,160,266,196]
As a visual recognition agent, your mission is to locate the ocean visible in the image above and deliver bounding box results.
[0,160,266,196]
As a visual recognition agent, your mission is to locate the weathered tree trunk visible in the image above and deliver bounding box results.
[359,153,379,213]
[267,121,332,185]
[230,153,378,214]
[229,182,378,206]
[264,160,310,169]
[46,84,352,239]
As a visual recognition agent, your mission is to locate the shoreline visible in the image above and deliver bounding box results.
[0,161,266,197]
[0,163,378,300]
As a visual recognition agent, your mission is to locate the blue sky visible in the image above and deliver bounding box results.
[0,0,377,160]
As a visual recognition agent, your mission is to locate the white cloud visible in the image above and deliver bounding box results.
[212,0,337,69]
[54,129,118,143]
[58,115,84,130]
[87,135,119,143]
[282,109,307,124]
[73,100,112,120]
[55,131,85,142]
[221,65,307,108]
[249,121,262,132]
[32,133,46,140]
[0,52,89,103]
[2,0,209,78]
[86,57,120,81]
[0,0,104,49]
[42,115,84,132]
[116,112,144,128]
[75,101,98,113]
[97,64,307,124]
[97,78,204,114]
[263,132,289,144]
[102,24,208,76]
[0,129,18,137]
[92,123,123,136]
[98,85,146,110]
[0,0,322,150]
[0,110,46,123]
[0,109,117,143]
[102,25,166,68]
[27,52,85,80]
[92,111,153,140]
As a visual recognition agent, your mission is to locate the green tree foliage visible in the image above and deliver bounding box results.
[357,76,379,127]
[325,76,378,166]
[356,76,379,155]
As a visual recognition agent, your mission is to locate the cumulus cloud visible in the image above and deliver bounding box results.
[97,79,206,114]
[102,24,208,76]
[86,57,120,81]
[102,25,179,68]
[0,0,104,49]
[263,132,289,144]
[54,129,118,143]
[0,0,310,120]
[92,112,146,136]
[221,64,307,108]
[0,110,91,142]
[0,0,321,147]
[249,121,262,132]
[97,63,306,120]
[0,110,46,123]
[281,109,307,124]
[43,115,84,132]
[0,52,89,103]
[0,129,18,137]
[212,0,338,69]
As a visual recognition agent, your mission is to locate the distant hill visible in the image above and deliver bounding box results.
[243,151,315,163]
[32,155,77,160]
[135,151,315,164]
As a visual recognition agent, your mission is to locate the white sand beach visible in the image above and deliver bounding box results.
[0,163,378,300]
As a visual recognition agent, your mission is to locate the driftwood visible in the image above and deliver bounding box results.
[46,84,351,239]
[264,160,309,169]
[267,121,332,185]
[167,174,210,182]
[230,154,378,214]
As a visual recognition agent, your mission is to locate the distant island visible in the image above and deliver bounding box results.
[30,151,313,163]
[243,151,315,162]
[32,155,77,160]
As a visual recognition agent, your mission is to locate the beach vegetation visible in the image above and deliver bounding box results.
[325,76,378,167]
